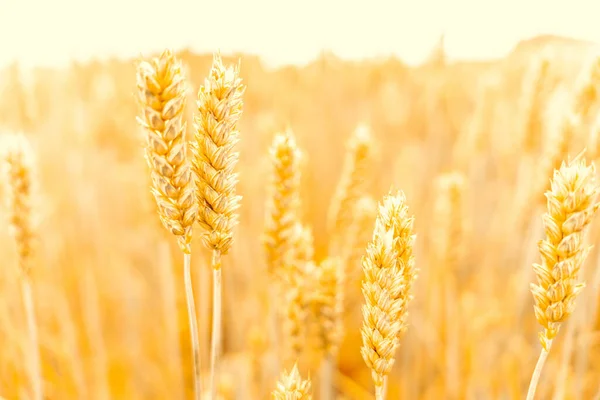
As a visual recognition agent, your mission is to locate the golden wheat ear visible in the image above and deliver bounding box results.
[191,52,246,400]
[136,49,202,399]
[3,133,43,400]
[526,154,600,400]
[361,190,417,400]
[135,49,197,253]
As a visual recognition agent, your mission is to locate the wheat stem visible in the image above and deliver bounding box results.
[183,253,201,400]
[375,380,386,400]
[21,278,42,400]
[526,341,552,400]
[210,249,222,400]
[320,356,334,400]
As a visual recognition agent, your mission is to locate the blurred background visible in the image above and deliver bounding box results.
[2,0,600,399]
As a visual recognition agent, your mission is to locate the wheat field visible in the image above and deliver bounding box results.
[2,34,600,399]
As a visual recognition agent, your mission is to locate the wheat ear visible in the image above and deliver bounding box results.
[283,222,313,365]
[4,134,42,400]
[263,129,302,372]
[526,155,600,400]
[327,123,373,256]
[191,52,245,400]
[135,50,200,399]
[361,190,416,400]
[272,363,312,400]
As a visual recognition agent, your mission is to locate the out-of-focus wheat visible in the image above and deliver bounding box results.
[313,256,344,400]
[3,133,42,400]
[327,124,373,257]
[361,190,416,400]
[263,129,302,373]
[526,155,600,400]
[191,52,245,400]
[264,130,302,280]
[283,223,313,365]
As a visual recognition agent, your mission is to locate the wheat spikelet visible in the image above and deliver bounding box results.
[377,191,418,325]
[263,129,302,279]
[327,124,373,256]
[272,364,312,400]
[192,52,245,255]
[531,155,600,349]
[4,133,36,275]
[361,190,416,397]
[526,154,600,400]
[282,223,315,364]
[3,133,43,400]
[136,49,197,254]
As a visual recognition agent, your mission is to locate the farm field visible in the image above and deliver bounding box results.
[2,34,600,399]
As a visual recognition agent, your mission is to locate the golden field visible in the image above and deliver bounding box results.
[2,34,600,399]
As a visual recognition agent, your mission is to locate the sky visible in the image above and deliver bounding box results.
[0,0,599,69]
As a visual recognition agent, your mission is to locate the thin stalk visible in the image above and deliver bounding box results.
[375,376,387,400]
[183,253,201,400]
[526,341,553,400]
[210,250,222,400]
[21,277,42,400]
[268,284,281,378]
[320,356,334,400]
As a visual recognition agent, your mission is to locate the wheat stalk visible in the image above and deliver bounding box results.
[191,52,245,400]
[313,257,344,400]
[3,133,42,400]
[272,363,312,400]
[361,190,417,399]
[135,49,201,399]
[526,154,600,400]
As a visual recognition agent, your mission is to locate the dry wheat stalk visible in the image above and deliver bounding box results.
[526,155,600,400]
[431,171,466,397]
[272,363,312,400]
[327,124,373,256]
[135,49,201,399]
[191,52,245,400]
[361,190,416,400]
[3,133,42,400]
